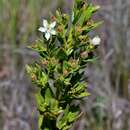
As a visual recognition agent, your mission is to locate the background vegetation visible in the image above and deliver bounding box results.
[0,0,130,130]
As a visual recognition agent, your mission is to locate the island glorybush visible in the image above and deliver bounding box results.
[26,0,101,129]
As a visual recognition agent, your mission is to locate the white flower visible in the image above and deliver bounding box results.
[91,36,101,45]
[38,19,56,40]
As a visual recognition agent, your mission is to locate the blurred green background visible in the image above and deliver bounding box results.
[0,0,130,130]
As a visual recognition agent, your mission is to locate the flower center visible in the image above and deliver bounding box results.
[47,26,51,32]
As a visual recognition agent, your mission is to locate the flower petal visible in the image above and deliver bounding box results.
[50,21,56,28]
[45,32,51,40]
[91,36,101,45]
[43,19,48,27]
[38,27,46,32]
[50,29,56,35]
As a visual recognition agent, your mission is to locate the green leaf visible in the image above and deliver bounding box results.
[73,82,86,93]
[39,72,48,87]
[28,39,47,52]
[82,57,98,63]
[45,88,52,104]
[78,92,90,98]
[56,10,63,23]
[38,114,43,129]
[68,111,78,122]
[48,79,56,96]
[57,48,67,61]
[69,82,86,95]
[63,61,70,69]
[56,105,69,129]
[28,39,48,58]
[82,21,103,33]
[64,78,71,85]
[50,99,62,115]
[63,124,72,130]
[79,5,100,26]
[72,10,83,25]
[44,128,49,130]
[57,105,80,130]
[35,93,46,112]
[67,28,73,46]
[66,48,73,56]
